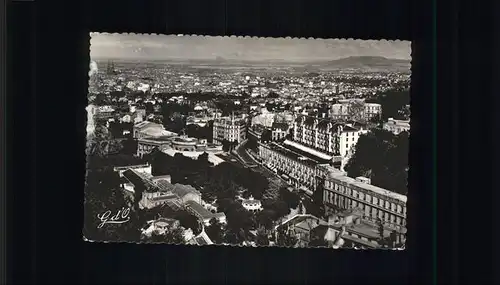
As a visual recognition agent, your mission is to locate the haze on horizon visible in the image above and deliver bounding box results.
[90,33,411,63]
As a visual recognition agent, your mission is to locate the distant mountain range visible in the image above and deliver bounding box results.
[311,56,410,72]
[323,56,409,66]
[97,55,410,72]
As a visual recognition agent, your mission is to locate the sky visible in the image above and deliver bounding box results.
[90,33,411,62]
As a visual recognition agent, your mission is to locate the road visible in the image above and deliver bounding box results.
[232,140,284,200]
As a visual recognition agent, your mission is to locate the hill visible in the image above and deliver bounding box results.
[319,56,410,71]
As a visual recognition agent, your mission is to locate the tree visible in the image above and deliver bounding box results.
[150,227,185,244]
[266,200,290,221]
[255,209,277,230]
[246,138,258,151]
[276,226,298,247]
[222,139,231,152]
[261,129,272,142]
[279,187,300,209]
[165,227,187,244]
[347,100,366,121]
[378,219,385,241]
[175,211,202,235]
[268,91,279,99]
[83,167,142,241]
[205,218,225,244]
[377,89,410,121]
[344,129,408,195]
[255,228,270,246]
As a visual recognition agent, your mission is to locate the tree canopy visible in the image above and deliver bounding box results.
[344,129,408,195]
[205,218,225,244]
[276,226,298,247]
[372,89,410,121]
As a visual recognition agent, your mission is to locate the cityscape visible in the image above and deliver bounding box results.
[84,33,410,249]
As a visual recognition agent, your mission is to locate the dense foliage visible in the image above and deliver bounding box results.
[366,89,410,121]
[344,129,409,195]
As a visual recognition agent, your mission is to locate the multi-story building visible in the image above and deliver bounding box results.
[293,116,367,157]
[330,100,381,121]
[212,115,247,144]
[311,209,406,249]
[136,137,172,157]
[258,141,335,194]
[122,169,226,225]
[383,118,410,135]
[322,170,407,231]
[271,122,289,141]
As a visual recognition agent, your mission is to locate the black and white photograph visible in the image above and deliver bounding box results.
[84,33,410,249]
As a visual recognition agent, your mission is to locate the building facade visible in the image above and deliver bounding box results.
[271,122,289,141]
[293,116,365,157]
[329,100,382,121]
[136,138,171,157]
[322,171,407,230]
[383,118,411,134]
[212,115,247,144]
[258,142,324,193]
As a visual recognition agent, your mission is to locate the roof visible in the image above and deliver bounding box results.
[295,115,364,133]
[155,179,175,192]
[341,234,379,248]
[151,175,171,181]
[310,224,330,239]
[263,143,320,168]
[185,201,215,220]
[326,173,407,203]
[271,122,289,130]
[122,169,156,190]
[242,199,261,205]
[171,184,199,198]
[134,120,157,129]
[114,164,150,171]
[277,214,320,230]
[153,217,178,227]
[194,231,213,245]
[155,180,199,198]
[283,140,333,161]
[149,194,178,202]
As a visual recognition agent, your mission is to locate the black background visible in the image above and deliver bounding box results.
[8,0,496,284]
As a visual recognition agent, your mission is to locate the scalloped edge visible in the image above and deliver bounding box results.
[84,32,411,251]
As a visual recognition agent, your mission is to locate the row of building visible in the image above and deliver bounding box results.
[254,115,407,232]
[275,209,406,249]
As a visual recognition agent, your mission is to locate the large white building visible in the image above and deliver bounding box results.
[212,115,247,144]
[133,121,177,139]
[330,100,382,121]
[322,170,407,231]
[293,116,367,157]
[383,118,410,134]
